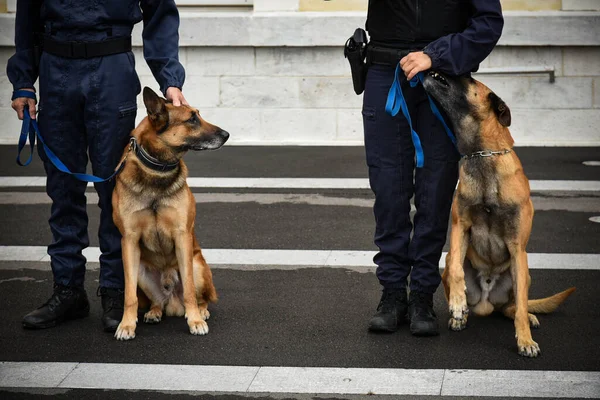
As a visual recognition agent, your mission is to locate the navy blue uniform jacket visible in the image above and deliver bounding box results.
[7,0,185,95]
[423,0,504,76]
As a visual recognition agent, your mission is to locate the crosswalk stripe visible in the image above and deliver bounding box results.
[0,177,599,191]
[1,362,598,397]
[0,246,598,270]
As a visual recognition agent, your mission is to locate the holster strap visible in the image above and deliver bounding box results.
[367,46,415,66]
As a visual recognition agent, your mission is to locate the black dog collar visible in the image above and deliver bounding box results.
[130,137,179,172]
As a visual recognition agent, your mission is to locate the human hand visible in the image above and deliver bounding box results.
[11,88,37,120]
[400,51,432,80]
[166,87,189,107]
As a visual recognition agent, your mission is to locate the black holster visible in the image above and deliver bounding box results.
[344,28,368,95]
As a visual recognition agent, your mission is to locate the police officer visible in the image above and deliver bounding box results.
[364,0,504,335]
[8,1,188,332]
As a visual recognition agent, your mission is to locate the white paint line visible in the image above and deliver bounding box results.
[0,192,380,208]
[582,161,600,166]
[0,362,79,388]
[249,366,445,396]
[529,180,600,192]
[1,177,599,191]
[1,246,599,270]
[441,369,600,399]
[1,362,598,398]
[590,216,600,223]
[59,363,259,392]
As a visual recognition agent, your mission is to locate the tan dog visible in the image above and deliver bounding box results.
[112,87,229,340]
[422,72,575,357]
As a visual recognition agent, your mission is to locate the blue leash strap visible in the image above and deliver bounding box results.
[385,66,425,167]
[385,66,459,167]
[14,90,126,183]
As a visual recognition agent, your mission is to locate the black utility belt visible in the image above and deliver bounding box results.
[43,35,132,59]
[367,46,419,66]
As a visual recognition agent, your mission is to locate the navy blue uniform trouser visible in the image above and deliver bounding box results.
[362,64,459,294]
[37,51,141,289]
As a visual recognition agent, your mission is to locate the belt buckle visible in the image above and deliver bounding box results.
[70,42,87,58]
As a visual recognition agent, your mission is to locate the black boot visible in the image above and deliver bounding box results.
[98,287,124,333]
[408,291,439,336]
[368,288,408,332]
[22,284,90,329]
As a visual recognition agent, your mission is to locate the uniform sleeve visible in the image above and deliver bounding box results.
[6,0,44,91]
[423,0,503,76]
[140,0,186,96]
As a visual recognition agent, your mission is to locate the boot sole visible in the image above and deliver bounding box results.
[22,309,89,330]
[368,324,399,333]
[410,323,439,337]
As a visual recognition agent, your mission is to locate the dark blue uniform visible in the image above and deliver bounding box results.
[363,0,504,293]
[7,1,185,290]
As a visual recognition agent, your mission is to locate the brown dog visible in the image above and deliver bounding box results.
[112,87,229,340]
[422,72,574,357]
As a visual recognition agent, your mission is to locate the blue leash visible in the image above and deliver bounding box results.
[13,89,126,182]
[385,66,458,167]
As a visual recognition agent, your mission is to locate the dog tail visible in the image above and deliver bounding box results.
[528,287,576,314]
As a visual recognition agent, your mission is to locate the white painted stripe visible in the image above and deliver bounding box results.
[1,362,598,398]
[441,369,600,398]
[582,161,600,167]
[529,180,600,192]
[1,177,599,191]
[0,246,598,270]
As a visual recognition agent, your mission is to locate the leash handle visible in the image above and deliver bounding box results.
[385,66,425,167]
[385,67,461,167]
[16,105,126,183]
[14,90,38,166]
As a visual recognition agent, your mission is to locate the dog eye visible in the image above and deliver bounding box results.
[187,113,199,125]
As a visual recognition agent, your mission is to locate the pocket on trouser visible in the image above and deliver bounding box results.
[125,51,142,96]
[118,102,137,119]
[362,106,380,167]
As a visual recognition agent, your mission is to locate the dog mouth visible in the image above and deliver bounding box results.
[428,71,449,87]
[190,130,230,151]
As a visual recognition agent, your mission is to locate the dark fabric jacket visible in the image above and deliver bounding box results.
[7,0,185,95]
[367,0,504,75]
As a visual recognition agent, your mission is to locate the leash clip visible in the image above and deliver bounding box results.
[128,137,136,152]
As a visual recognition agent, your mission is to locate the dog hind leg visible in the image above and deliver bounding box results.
[138,264,175,324]
[502,304,540,329]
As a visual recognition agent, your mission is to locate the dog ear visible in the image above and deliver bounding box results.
[143,87,169,132]
[488,92,511,127]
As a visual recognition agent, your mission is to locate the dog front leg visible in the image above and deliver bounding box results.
[176,233,208,335]
[115,234,141,340]
[444,205,471,331]
[509,248,539,357]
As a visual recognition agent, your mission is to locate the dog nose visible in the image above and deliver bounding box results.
[219,130,230,140]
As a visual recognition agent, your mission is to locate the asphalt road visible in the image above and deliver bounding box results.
[0,145,599,399]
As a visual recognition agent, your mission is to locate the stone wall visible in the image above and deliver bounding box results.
[0,11,599,146]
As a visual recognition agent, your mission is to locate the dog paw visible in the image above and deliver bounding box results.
[518,338,541,357]
[448,300,469,331]
[143,310,162,324]
[528,314,540,329]
[188,319,209,336]
[448,316,467,331]
[199,308,210,321]
[115,323,136,341]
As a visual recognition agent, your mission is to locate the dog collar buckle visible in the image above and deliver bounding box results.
[463,149,511,160]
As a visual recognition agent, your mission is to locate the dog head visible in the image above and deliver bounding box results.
[142,87,229,154]
[421,71,511,149]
